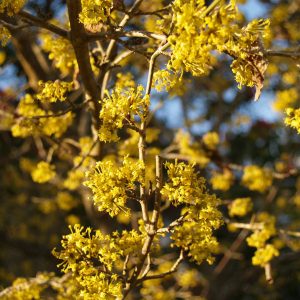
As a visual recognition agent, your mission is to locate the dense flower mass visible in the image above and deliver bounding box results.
[0,0,26,16]
[167,0,269,99]
[99,85,150,142]
[161,161,223,264]
[54,225,145,299]
[161,161,206,206]
[84,157,144,216]
[80,0,113,27]
[0,0,298,297]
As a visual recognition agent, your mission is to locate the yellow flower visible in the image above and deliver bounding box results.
[11,94,73,138]
[175,130,210,168]
[247,213,276,249]
[40,32,77,75]
[210,169,234,191]
[242,165,273,193]
[0,0,26,16]
[252,244,279,267]
[99,85,149,142]
[285,107,300,134]
[31,162,56,183]
[56,192,78,211]
[0,25,11,46]
[80,0,113,26]
[168,0,269,98]
[273,88,298,112]
[36,80,73,103]
[176,269,200,288]
[162,161,223,264]
[84,156,144,217]
[203,132,220,150]
[229,197,253,217]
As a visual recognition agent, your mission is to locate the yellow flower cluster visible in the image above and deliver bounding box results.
[252,244,279,267]
[63,169,85,191]
[246,213,279,267]
[79,136,95,155]
[273,88,298,112]
[161,161,206,206]
[115,72,135,90]
[176,269,200,288]
[168,0,269,98]
[80,0,112,26]
[175,130,210,168]
[153,69,179,92]
[0,0,26,16]
[84,157,144,217]
[153,69,187,96]
[228,19,270,99]
[161,161,223,264]
[19,157,36,173]
[172,205,222,265]
[2,273,52,300]
[203,131,220,151]
[62,137,96,191]
[0,25,11,46]
[56,192,78,211]
[31,161,56,183]
[36,80,73,103]
[118,128,160,157]
[40,32,77,74]
[0,50,6,65]
[11,94,73,138]
[285,107,300,134]
[271,2,300,42]
[99,85,150,142]
[229,197,253,217]
[210,169,234,191]
[117,128,160,184]
[54,225,122,299]
[54,225,144,299]
[64,155,95,191]
[168,0,218,76]
[242,165,273,193]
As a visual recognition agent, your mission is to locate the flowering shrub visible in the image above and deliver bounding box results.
[0,0,299,299]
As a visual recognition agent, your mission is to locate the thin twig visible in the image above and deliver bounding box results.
[136,250,184,283]
[266,49,300,59]
[264,263,274,284]
[157,212,189,234]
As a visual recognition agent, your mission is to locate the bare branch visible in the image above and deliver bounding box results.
[66,0,101,130]
[18,10,69,38]
[266,49,300,59]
